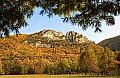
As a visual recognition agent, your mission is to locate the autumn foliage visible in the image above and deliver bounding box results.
[0,34,119,75]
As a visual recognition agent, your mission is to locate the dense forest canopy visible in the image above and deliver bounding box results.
[1,0,120,37]
[0,34,119,75]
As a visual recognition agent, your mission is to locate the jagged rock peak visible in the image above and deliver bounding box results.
[32,29,64,40]
[39,29,63,37]
[31,29,89,43]
[66,31,88,43]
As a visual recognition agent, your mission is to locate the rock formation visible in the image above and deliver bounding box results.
[66,31,88,43]
[36,30,88,43]
[38,30,64,40]
[27,30,89,48]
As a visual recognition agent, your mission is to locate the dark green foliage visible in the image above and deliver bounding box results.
[27,67,35,74]
[11,67,22,75]
[44,65,56,74]
[40,0,120,32]
[0,0,36,37]
[1,0,120,37]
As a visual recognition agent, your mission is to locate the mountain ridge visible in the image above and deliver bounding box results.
[23,29,89,48]
[98,35,120,51]
[30,29,89,42]
[0,30,118,75]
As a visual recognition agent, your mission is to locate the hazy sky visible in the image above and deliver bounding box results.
[19,8,120,43]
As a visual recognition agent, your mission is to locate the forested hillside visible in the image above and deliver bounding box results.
[98,35,120,52]
[0,32,120,75]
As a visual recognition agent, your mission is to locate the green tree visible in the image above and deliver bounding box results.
[69,58,78,74]
[57,58,71,74]
[40,0,120,32]
[2,60,13,74]
[0,0,36,37]
[2,59,23,75]
[0,59,5,75]
[79,46,100,73]
[99,47,116,73]
[1,0,120,36]
[22,58,35,74]
[44,64,55,74]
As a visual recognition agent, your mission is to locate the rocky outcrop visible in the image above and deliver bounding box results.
[36,30,88,43]
[28,30,89,48]
[38,30,64,40]
[66,31,88,43]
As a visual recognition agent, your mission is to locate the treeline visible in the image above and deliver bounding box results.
[0,35,120,75]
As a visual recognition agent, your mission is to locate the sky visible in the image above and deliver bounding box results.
[19,8,120,43]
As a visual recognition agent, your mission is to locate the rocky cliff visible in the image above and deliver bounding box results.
[34,30,88,42]
[31,30,65,40]
[38,30,64,40]
[25,30,89,48]
[66,31,88,43]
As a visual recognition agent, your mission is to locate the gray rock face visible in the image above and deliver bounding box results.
[26,30,89,48]
[30,30,89,43]
[38,30,64,40]
[37,30,88,43]
[66,31,88,43]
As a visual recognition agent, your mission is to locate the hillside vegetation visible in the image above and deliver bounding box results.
[0,31,120,75]
[98,35,120,51]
